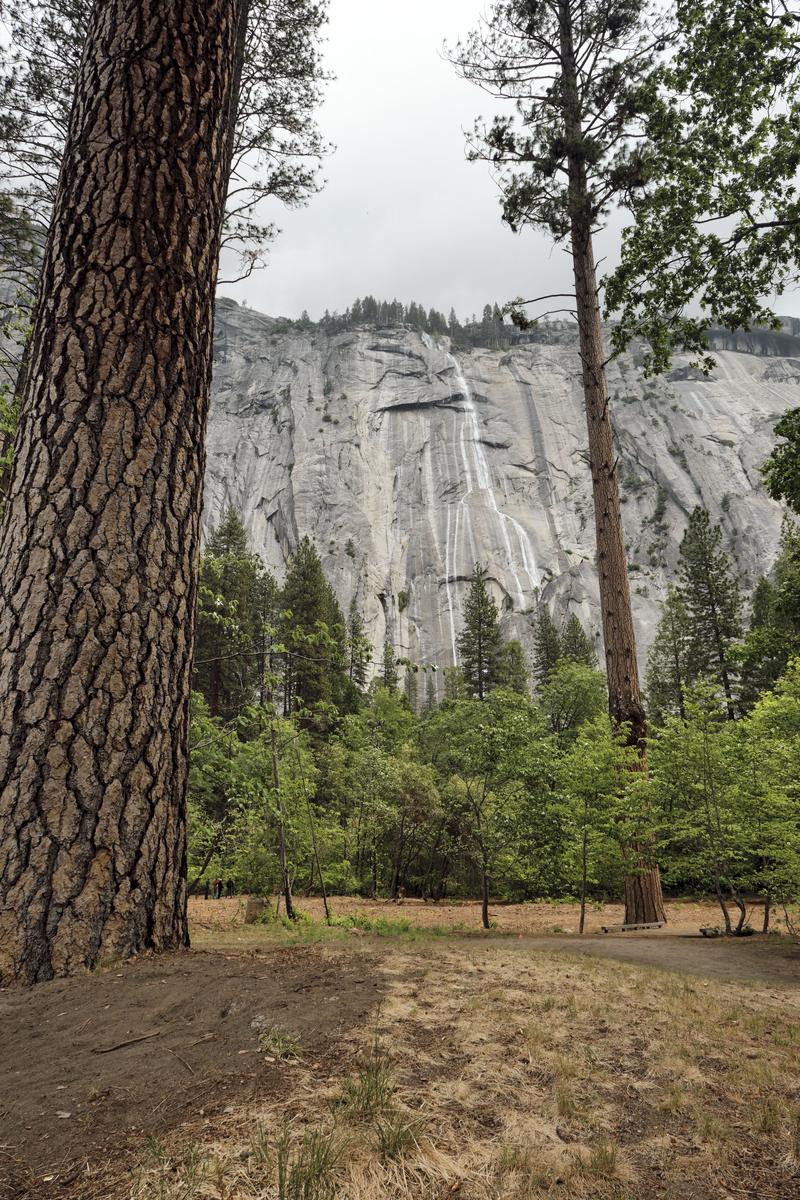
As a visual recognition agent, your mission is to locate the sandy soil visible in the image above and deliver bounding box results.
[188,894,745,936]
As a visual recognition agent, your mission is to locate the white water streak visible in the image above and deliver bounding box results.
[446,353,539,612]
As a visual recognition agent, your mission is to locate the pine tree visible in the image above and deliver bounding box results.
[0,0,329,290]
[561,613,597,668]
[646,586,693,724]
[679,508,742,719]
[194,509,271,721]
[424,671,438,712]
[404,665,419,711]
[382,641,399,692]
[451,0,655,742]
[281,537,346,720]
[497,639,529,694]
[0,0,242,983]
[533,604,562,686]
[347,597,372,690]
[457,563,504,700]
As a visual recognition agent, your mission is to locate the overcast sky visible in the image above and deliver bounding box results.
[219,0,799,324]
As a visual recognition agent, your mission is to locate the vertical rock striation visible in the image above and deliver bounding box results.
[205,300,792,686]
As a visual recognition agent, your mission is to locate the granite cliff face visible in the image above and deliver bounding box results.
[204,298,795,687]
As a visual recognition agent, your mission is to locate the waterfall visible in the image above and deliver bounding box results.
[446,352,539,612]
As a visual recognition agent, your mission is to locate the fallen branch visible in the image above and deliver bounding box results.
[166,1047,195,1075]
[93,1029,163,1054]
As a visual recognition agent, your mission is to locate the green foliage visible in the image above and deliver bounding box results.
[276,1121,341,1200]
[185,506,799,917]
[561,614,598,670]
[739,520,800,706]
[381,641,399,692]
[764,408,800,516]
[533,604,562,685]
[0,0,330,285]
[646,585,693,723]
[307,295,513,350]
[336,1055,394,1118]
[373,1112,426,1160]
[533,605,598,688]
[646,670,800,920]
[346,598,372,691]
[538,661,608,745]
[457,563,504,700]
[679,507,742,717]
[194,508,279,722]
[606,0,800,373]
[451,0,657,247]
[497,638,530,694]
[259,1028,302,1059]
[327,914,412,935]
[281,537,347,727]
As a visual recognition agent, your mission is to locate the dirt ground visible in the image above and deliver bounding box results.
[0,943,381,1200]
[189,894,735,937]
[2,900,798,1200]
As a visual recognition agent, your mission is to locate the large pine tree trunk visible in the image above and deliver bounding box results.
[0,0,244,984]
[559,0,666,927]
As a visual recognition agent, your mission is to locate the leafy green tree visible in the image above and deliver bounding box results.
[561,719,632,932]
[648,675,800,933]
[737,660,800,910]
[678,508,742,719]
[537,661,607,746]
[424,671,438,712]
[186,694,320,900]
[646,585,693,723]
[606,0,800,373]
[423,689,543,927]
[404,664,419,712]
[457,562,504,699]
[443,665,466,701]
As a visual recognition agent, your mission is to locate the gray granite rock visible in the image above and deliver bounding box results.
[204,300,792,691]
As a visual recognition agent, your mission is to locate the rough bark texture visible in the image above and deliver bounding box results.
[558,0,666,927]
[0,0,243,983]
[623,866,667,926]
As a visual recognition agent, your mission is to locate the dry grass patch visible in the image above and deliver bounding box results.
[127,941,799,1200]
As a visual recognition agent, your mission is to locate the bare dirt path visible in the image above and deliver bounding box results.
[0,943,382,1200]
[508,932,800,987]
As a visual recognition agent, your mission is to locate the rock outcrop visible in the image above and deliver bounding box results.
[204,298,794,687]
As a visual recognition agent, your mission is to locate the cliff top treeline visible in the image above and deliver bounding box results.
[270,296,551,350]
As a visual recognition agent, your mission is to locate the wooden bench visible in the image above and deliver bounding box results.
[600,921,665,933]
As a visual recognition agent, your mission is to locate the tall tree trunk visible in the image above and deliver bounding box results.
[558,0,666,927]
[0,0,244,984]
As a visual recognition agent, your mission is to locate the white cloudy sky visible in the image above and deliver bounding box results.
[219,0,799,324]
